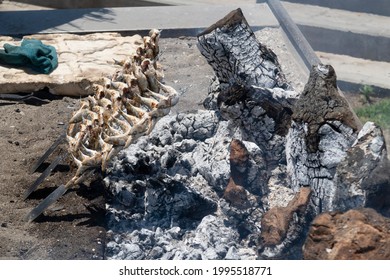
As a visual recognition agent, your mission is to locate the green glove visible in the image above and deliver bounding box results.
[0,39,58,74]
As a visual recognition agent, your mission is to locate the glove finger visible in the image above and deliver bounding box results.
[3,43,21,53]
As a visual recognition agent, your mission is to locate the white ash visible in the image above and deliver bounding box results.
[104,109,267,260]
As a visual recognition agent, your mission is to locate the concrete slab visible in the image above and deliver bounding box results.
[317,51,390,90]
[10,0,257,9]
[0,4,277,36]
[282,2,390,38]
[0,33,143,96]
[141,0,257,5]
[279,1,390,91]
[4,0,258,9]
[8,0,168,9]
[0,0,51,10]
[297,25,390,62]
[282,0,390,17]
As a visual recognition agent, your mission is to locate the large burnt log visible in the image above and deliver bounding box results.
[198,8,299,175]
[197,8,290,91]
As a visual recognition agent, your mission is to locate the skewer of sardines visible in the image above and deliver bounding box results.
[25,29,179,222]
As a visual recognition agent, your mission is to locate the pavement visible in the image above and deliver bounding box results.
[1,0,390,92]
[282,1,390,93]
[0,0,51,10]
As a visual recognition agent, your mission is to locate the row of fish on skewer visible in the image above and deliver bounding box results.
[25,29,179,222]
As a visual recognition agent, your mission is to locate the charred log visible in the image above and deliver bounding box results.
[197,8,290,91]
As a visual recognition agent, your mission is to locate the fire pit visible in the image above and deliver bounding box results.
[1,2,388,260]
[103,9,389,260]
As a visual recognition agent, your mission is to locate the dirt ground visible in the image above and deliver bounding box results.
[0,93,111,259]
[0,96,108,259]
[0,36,213,260]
